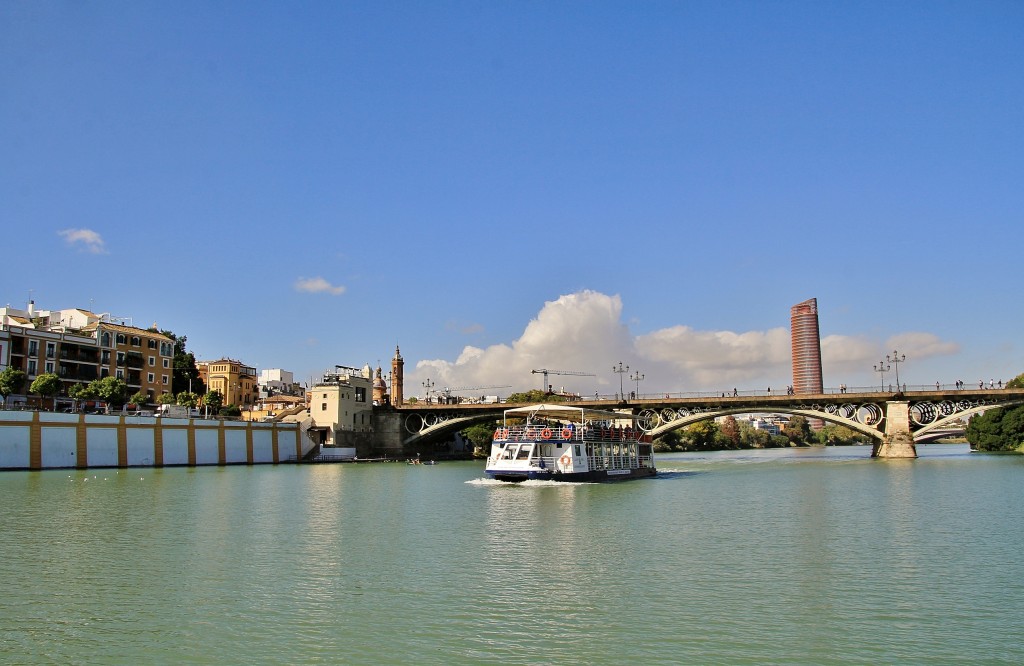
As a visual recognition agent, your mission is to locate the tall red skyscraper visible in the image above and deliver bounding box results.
[791,298,824,394]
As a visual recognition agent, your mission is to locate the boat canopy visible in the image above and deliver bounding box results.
[502,403,638,423]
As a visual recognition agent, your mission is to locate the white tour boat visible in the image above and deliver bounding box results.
[486,404,656,482]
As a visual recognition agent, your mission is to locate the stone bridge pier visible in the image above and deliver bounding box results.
[873,401,916,458]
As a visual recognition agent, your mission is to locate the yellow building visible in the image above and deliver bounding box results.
[1,301,174,403]
[197,358,258,408]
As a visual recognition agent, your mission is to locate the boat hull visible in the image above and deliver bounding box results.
[486,467,656,483]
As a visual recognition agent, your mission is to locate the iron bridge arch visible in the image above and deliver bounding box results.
[393,390,1024,448]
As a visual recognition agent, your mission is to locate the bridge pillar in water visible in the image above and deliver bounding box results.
[872,400,917,459]
[372,410,407,456]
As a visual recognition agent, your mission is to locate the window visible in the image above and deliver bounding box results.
[101,332,111,347]
[131,336,141,347]
[117,352,125,365]
[149,356,155,366]
[28,340,38,356]
[116,369,124,379]
[162,375,168,385]
[148,339,157,349]
[321,403,327,411]
[45,361,54,373]
[116,333,126,344]
[147,373,155,383]
[27,360,37,375]
[102,350,110,364]
[45,342,55,359]
[163,359,169,368]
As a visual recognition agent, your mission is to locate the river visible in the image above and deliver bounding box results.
[1,444,1021,664]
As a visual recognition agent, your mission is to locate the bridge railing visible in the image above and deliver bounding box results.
[609,383,1014,400]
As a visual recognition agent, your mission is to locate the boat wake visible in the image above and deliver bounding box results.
[465,477,594,487]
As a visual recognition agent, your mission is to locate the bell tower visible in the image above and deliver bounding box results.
[391,345,404,406]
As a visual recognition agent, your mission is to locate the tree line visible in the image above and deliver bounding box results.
[964,373,1024,452]
[0,329,239,417]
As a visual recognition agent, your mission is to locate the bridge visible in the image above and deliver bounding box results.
[390,388,1024,458]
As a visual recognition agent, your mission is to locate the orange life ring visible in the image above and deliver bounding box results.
[493,428,501,440]
[558,454,571,467]
[541,428,552,440]
[561,428,572,439]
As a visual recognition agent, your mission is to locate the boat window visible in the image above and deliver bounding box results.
[516,444,533,460]
[575,445,581,456]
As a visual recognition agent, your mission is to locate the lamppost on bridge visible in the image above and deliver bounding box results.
[630,370,644,399]
[613,362,629,400]
[422,378,435,404]
[888,350,906,392]
[874,359,890,392]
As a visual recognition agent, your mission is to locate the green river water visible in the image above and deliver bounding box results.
[1,444,1022,665]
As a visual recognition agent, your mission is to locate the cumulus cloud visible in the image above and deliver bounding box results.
[885,332,960,359]
[294,277,346,296]
[406,290,961,398]
[58,228,107,254]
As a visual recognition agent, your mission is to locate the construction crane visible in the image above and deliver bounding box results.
[531,369,595,393]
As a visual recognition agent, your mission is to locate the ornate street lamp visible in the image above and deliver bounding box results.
[630,370,644,399]
[422,378,435,404]
[887,350,906,392]
[613,362,629,400]
[874,359,890,392]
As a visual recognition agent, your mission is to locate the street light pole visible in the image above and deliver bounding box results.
[874,359,890,392]
[630,370,644,398]
[613,362,629,400]
[887,350,906,391]
[422,378,435,404]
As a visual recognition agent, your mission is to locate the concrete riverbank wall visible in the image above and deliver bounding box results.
[0,410,315,471]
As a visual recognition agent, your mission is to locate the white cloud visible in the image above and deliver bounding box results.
[294,277,346,296]
[406,290,962,397]
[634,325,791,387]
[58,228,107,254]
[885,332,959,359]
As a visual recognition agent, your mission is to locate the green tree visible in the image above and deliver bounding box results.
[817,424,866,446]
[964,372,1024,451]
[462,421,501,456]
[156,392,176,405]
[91,376,129,411]
[966,405,1024,452]
[160,330,206,396]
[684,420,720,451]
[782,416,812,446]
[0,367,27,407]
[203,390,223,413]
[29,373,62,408]
[129,391,150,408]
[653,428,684,452]
[68,382,98,411]
[220,404,241,417]
[506,389,565,404]
[747,426,773,449]
[176,391,199,408]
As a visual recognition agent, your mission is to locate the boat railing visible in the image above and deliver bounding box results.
[492,453,654,472]
[586,454,654,470]
[496,425,647,444]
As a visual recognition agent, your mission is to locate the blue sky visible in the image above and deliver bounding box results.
[2,1,1022,397]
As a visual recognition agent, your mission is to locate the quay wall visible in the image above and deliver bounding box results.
[0,410,308,471]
